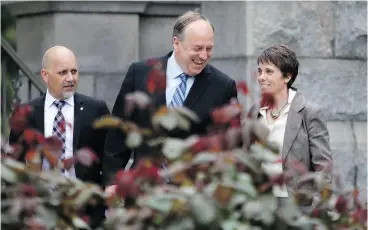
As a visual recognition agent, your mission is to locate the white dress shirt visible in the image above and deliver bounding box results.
[165,52,195,106]
[259,88,297,197]
[42,90,76,178]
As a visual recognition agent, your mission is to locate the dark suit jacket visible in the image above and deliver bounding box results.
[9,93,110,228]
[9,93,110,186]
[248,89,333,195]
[103,51,238,186]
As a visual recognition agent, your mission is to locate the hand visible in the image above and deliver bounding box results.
[104,185,117,197]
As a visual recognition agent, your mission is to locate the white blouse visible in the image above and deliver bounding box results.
[258,89,296,197]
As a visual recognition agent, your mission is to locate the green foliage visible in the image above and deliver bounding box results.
[1,5,17,134]
[1,59,366,230]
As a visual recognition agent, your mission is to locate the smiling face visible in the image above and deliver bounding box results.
[173,19,214,76]
[41,47,79,100]
[257,61,290,96]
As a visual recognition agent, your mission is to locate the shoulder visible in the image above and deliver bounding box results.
[207,64,235,84]
[75,93,106,108]
[247,102,261,118]
[28,96,44,106]
[129,56,166,71]
[129,59,149,70]
[19,95,45,107]
[300,94,325,120]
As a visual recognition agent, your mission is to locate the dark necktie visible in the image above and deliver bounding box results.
[53,100,66,161]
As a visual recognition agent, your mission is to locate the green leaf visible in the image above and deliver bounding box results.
[189,194,217,225]
[242,200,262,220]
[241,194,277,225]
[236,173,257,198]
[166,217,195,230]
[173,107,200,123]
[36,205,58,229]
[153,213,165,225]
[92,115,122,129]
[1,164,17,183]
[155,112,178,131]
[293,216,328,230]
[234,150,262,174]
[204,181,219,197]
[3,158,26,171]
[143,195,178,213]
[73,185,103,209]
[72,216,91,229]
[229,194,247,210]
[192,152,217,165]
[276,197,303,226]
[162,138,187,160]
[176,114,191,131]
[221,220,251,230]
[126,131,143,149]
[258,194,277,225]
[250,144,279,162]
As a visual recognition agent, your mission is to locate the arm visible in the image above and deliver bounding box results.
[8,104,34,162]
[225,79,238,104]
[307,105,333,180]
[91,101,110,185]
[103,63,135,186]
[9,129,21,146]
[8,129,26,161]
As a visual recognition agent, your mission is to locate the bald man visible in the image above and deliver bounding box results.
[9,46,110,227]
[9,46,110,185]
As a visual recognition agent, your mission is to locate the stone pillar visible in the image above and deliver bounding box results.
[202,2,250,108]
[7,1,200,109]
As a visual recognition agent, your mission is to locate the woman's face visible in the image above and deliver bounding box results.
[257,61,290,95]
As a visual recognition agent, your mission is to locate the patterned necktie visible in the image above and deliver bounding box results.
[169,73,188,107]
[163,73,189,183]
[53,100,66,161]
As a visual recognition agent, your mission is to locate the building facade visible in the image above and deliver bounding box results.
[5,1,367,202]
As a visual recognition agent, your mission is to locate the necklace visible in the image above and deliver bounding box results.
[270,101,288,119]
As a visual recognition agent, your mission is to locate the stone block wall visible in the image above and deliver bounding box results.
[6,1,367,202]
[203,1,367,202]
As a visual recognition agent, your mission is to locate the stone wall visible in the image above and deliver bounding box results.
[202,1,367,202]
[5,1,367,202]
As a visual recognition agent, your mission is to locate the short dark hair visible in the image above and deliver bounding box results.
[257,44,299,88]
[172,9,214,41]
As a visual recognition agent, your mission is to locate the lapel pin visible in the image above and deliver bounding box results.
[80,107,83,111]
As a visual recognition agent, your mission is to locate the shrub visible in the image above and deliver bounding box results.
[1,59,366,230]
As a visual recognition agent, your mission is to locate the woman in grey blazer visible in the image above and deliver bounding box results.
[247,44,333,205]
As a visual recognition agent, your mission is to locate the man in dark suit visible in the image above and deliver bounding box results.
[103,10,238,193]
[9,46,110,228]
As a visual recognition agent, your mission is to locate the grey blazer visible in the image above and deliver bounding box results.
[248,90,333,195]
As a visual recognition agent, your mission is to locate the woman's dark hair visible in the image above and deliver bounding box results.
[257,44,299,88]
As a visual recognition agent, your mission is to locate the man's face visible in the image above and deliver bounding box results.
[41,51,79,100]
[173,19,214,76]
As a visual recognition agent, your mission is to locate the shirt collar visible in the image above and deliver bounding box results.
[260,88,297,111]
[167,51,187,79]
[287,88,296,104]
[45,89,74,108]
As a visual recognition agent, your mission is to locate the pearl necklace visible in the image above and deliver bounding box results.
[270,100,288,119]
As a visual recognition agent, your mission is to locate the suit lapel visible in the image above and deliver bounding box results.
[73,94,84,152]
[32,96,45,134]
[183,65,212,109]
[281,91,307,161]
[282,109,303,161]
[151,52,213,110]
[154,55,169,109]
